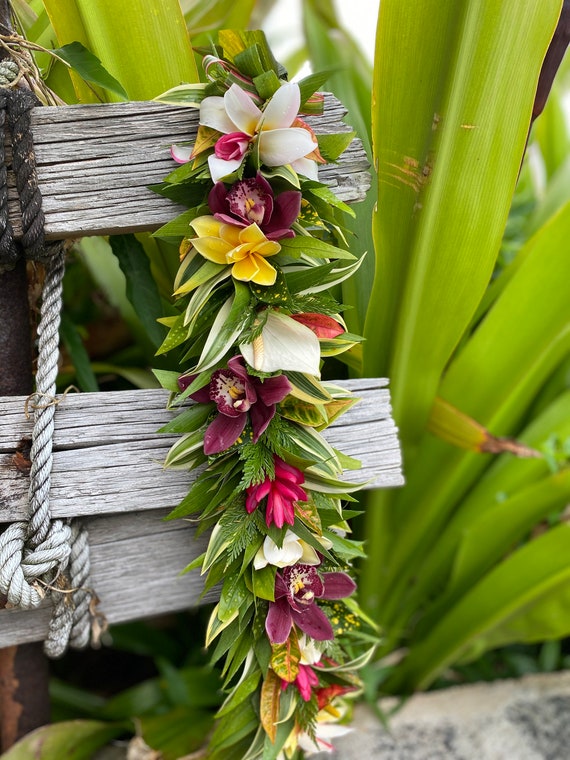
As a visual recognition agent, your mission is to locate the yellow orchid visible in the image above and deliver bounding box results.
[189,215,281,286]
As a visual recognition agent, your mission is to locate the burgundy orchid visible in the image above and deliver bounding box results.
[178,356,291,455]
[265,564,357,645]
[245,456,307,528]
[208,173,301,240]
[282,663,320,702]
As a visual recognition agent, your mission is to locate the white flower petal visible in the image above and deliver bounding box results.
[224,83,261,135]
[207,154,244,183]
[299,539,321,565]
[291,155,320,180]
[253,546,269,570]
[298,635,322,665]
[261,82,301,130]
[258,531,304,568]
[259,127,317,166]
[170,144,193,163]
[199,95,236,133]
[240,310,321,376]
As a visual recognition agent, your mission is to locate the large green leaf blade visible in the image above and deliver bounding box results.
[389,524,570,692]
[363,200,570,620]
[364,0,562,450]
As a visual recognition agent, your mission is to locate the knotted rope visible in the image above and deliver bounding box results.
[0,64,95,656]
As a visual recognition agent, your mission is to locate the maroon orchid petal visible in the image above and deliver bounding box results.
[274,573,288,599]
[253,171,273,196]
[209,368,249,417]
[203,413,247,455]
[250,401,275,443]
[263,190,302,236]
[266,597,293,644]
[283,565,325,605]
[321,571,357,600]
[226,356,257,408]
[255,374,292,406]
[207,182,229,214]
[265,228,296,240]
[212,212,247,228]
[178,374,211,404]
[214,131,250,160]
[227,176,273,226]
[291,603,334,641]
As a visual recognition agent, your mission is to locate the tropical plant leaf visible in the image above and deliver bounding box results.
[53,41,128,99]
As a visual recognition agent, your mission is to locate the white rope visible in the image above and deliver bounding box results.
[0,246,95,655]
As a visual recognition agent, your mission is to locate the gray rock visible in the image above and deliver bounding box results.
[320,671,570,759]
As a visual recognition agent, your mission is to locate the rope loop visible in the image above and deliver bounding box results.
[0,77,99,652]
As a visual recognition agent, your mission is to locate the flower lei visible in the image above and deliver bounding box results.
[153,31,378,760]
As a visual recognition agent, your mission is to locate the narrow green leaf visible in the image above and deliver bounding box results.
[60,313,99,392]
[110,234,167,349]
[280,236,355,261]
[53,41,128,99]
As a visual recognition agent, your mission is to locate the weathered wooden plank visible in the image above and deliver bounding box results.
[5,95,370,240]
[0,510,219,648]
[0,380,403,523]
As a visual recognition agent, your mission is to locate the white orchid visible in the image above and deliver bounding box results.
[198,82,319,182]
[240,309,321,376]
[253,529,320,570]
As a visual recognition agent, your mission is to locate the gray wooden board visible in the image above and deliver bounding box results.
[0,380,402,522]
[0,379,402,646]
[0,510,220,647]
[5,94,370,240]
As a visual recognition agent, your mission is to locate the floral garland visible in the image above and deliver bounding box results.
[152,31,377,760]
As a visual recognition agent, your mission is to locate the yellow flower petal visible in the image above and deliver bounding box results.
[252,240,281,258]
[190,215,222,238]
[192,236,233,264]
[239,222,267,244]
[231,255,260,282]
[226,243,251,263]
[219,223,243,246]
[249,253,278,285]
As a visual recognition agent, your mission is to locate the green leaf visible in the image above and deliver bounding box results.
[60,313,99,392]
[298,69,333,107]
[252,565,276,602]
[110,234,167,348]
[219,572,250,623]
[1,720,124,760]
[389,525,570,692]
[53,41,128,99]
[140,705,214,760]
[193,282,252,372]
[158,403,212,434]
[156,313,190,356]
[364,0,563,449]
[152,369,181,392]
[316,132,356,163]
[216,670,261,719]
[280,236,356,261]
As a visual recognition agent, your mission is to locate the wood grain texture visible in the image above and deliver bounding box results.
[0,380,403,522]
[5,95,370,240]
[0,509,219,647]
[0,379,402,646]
